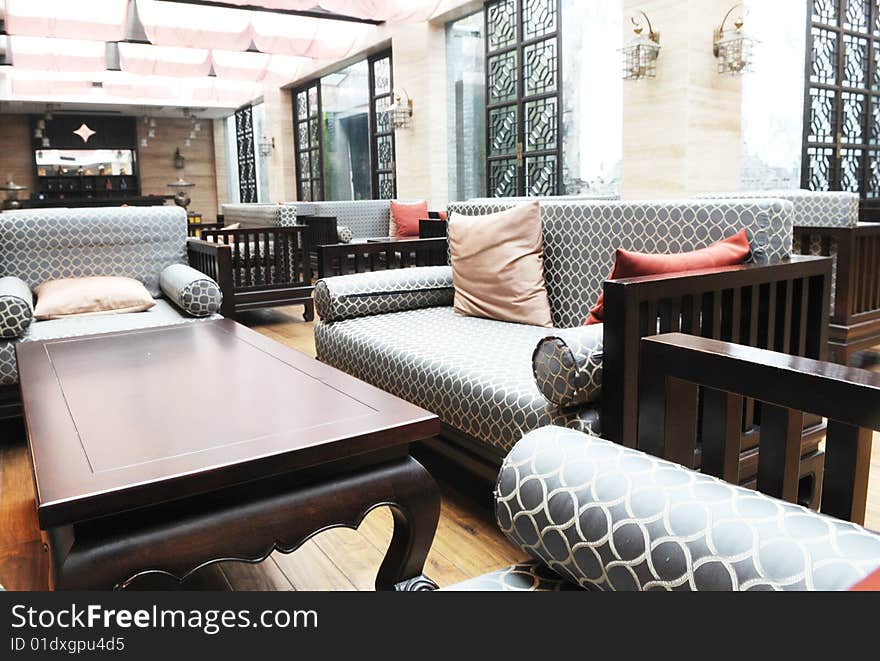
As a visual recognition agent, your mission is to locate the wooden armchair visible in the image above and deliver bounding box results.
[188,225,314,321]
[639,331,879,524]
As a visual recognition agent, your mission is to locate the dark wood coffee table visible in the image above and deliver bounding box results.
[17,319,441,591]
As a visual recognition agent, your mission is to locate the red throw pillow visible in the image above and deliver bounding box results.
[391,200,429,238]
[438,211,448,221]
[850,567,880,591]
[584,230,751,325]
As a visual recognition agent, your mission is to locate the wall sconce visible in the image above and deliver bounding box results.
[385,90,414,130]
[713,3,757,76]
[174,148,186,170]
[259,135,276,157]
[620,11,661,81]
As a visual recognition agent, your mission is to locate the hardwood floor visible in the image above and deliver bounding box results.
[1,305,879,590]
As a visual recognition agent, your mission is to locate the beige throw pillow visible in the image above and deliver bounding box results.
[449,201,553,328]
[34,276,156,320]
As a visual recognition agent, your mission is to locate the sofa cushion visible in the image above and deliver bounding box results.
[288,200,391,239]
[390,200,428,237]
[696,190,859,229]
[0,206,187,298]
[0,299,219,386]
[497,427,880,591]
[315,307,600,455]
[0,277,34,339]
[34,276,156,320]
[532,325,604,407]
[160,264,223,317]
[444,562,578,591]
[448,199,793,328]
[449,202,553,328]
[586,230,751,325]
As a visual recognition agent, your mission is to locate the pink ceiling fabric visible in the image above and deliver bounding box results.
[10,37,107,73]
[137,0,254,51]
[9,71,95,98]
[211,50,308,83]
[4,0,130,41]
[318,0,444,21]
[251,13,370,58]
[118,43,213,78]
[221,0,317,9]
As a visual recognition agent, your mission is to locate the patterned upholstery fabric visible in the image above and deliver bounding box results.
[287,200,391,240]
[0,206,187,297]
[160,264,223,317]
[695,190,859,229]
[337,226,354,244]
[0,206,217,387]
[0,277,34,339]
[314,267,454,323]
[467,194,619,203]
[496,427,880,591]
[448,199,793,328]
[444,561,578,591]
[532,325,604,407]
[0,300,220,385]
[315,307,601,455]
[221,204,298,229]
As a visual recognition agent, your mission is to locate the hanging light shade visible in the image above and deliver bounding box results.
[713,4,757,76]
[620,11,660,81]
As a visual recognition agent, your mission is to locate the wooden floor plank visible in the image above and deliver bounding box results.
[218,558,294,592]
[0,540,49,591]
[271,540,358,591]
[0,443,41,549]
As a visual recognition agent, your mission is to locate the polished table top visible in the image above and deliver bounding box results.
[17,319,439,529]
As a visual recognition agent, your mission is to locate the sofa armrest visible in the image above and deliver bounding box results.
[532,324,604,408]
[601,255,833,447]
[160,264,223,318]
[495,426,880,591]
[315,266,454,322]
[0,277,34,339]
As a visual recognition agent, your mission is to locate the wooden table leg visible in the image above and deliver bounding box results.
[374,457,441,592]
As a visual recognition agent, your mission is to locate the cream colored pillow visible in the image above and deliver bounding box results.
[448,201,553,327]
[34,277,156,320]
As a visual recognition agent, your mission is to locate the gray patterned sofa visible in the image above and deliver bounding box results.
[447,426,880,591]
[220,203,298,230]
[314,198,832,481]
[0,206,222,420]
[287,200,392,241]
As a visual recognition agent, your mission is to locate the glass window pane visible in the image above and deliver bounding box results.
[446,11,487,201]
[321,59,371,201]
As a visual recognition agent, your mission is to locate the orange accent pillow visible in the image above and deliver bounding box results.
[391,200,429,238]
[585,230,751,325]
[850,567,880,591]
[438,211,448,221]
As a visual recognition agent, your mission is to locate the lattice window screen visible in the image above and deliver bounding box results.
[803,0,880,200]
[369,51,398,200]
[235,105,257,204]
[485,0,561,197]
[293,82,324,202]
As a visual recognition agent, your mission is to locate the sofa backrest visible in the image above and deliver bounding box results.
[221,203,297,229]
[286,200,391,239]
[0,206,187,297]
[448,198,794,328]
[695,190,859,229]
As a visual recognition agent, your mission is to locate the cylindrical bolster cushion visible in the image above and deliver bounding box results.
[315,266,454,322]
[496,427,880,591]
[532,325,603,408]
[160,264,223,317]
[0,276,34,338]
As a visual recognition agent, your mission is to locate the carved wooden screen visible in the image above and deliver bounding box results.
[803,0,880,201]
[235,105,257,204]
[484,0,562,197]
[369,51,397,199]
[293,81,324,202]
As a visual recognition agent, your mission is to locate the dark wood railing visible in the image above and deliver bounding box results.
[602,255,833,460]
[794,223,880,364]
[638,333,879,524]
[317,238,449,279]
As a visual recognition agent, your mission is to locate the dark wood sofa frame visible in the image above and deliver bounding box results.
[421,255,833,503]
[794,223,880,365]
[639,332,878,525]
[188,226,314,321]
[301,213,450,279]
